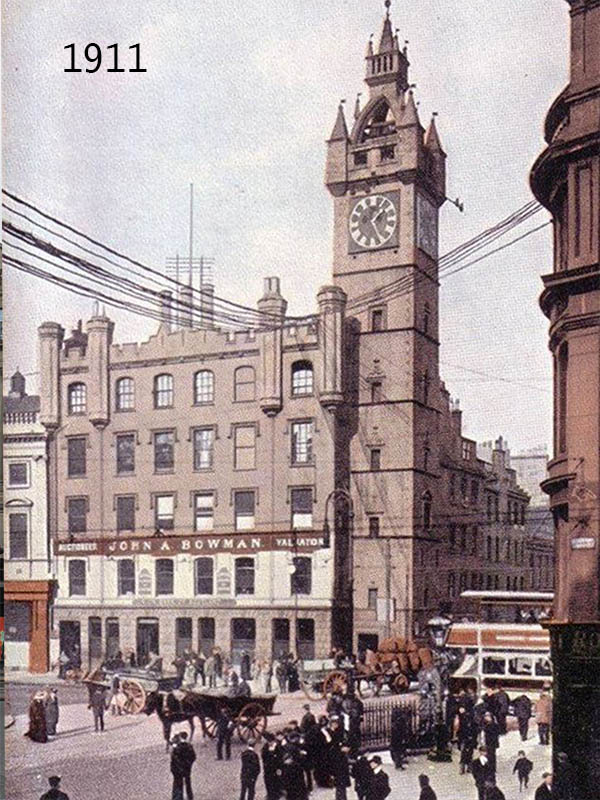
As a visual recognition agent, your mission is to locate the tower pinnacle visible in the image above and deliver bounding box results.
[365,0,409,96]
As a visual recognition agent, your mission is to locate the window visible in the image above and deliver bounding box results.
[234,425,256,470]
[291,421,313,464]
[449,473,456,500]
[513,503,520,525]
[117,559,135,595]
[354,151,368,167]
[291,361,314,396]
[495,537,500,562]
[235,557,255,595]
[486,535,492,561]
[423,492,432,531]
[483,656,507,676]
[193,428,214,470]
[116,433,135,474]
[494,496,499,521]
[291,556,312,595]
[368,517,380,538]
[8,463,28,487]
[380,144,395,162]
[558,343,568,453]
[155,559,174,595]
[69,560,86,596]
[448,573,456,598]
[9,513,27,559]
[234,366,256,402]
[370,308,385,332]
[234,491,255,530]
[370,448,381,471]
[368,588,378,610]
[154,431,174,472]
[155,494,174,531]
[153,374,173,408]
[520,505,525,526]
[194,370,214,405]
[471,480,479,505]
[296,618,315,660]
[460,525,467,551]
[194,492,215,531]
[194,558,214,595]
[486,494,493,522]
[291,488,313,529]
[116,496,135,533]
[68,382,86,414]
[67,437,87,477]
[199,618,215,655]
[461,441,471,460]
[371,381,383,403]
[115,377,135,411]
[68,498,87,535]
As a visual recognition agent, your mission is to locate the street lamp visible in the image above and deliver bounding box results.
[426,615,452,649]
[425,614,454,763]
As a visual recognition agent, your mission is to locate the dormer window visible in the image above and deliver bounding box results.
[354,151,368,167]
[380,145,395,162]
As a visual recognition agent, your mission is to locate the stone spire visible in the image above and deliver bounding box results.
[425,115,444,152]
[329,102,349,141]
[401,90,420,126]
[378,1,395,53]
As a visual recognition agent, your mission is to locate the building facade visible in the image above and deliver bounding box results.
[3,371,54,672]
[531,1,600,797]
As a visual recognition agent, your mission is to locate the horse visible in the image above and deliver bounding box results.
[145,690,211,751]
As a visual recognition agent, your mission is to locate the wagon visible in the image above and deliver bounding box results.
[189,689,278,742]
[82,666,180,715]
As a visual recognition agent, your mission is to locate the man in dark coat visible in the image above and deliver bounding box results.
[261,733,283,800]
[513,694,532,741]
[352,755,372,800]
[534,773,553,800]
[216,708,234,760]
[457,706,477,774]
[472,747,495,800]
[389,706,408,769]
[241,651,252,681]
[484,779,506,800]
[45,688,59,737]
[513,750,533,791]
[482,713,501,775]
[300,704,316,734]
[88,686,108,733]
[494,687,510,735]
[40,775,69,800]
[366,756,391,800]
[330,744,351,800]
[240,741,261,800]
[171,732,196,800]
[282,754,308,800]
[418,773,437,800]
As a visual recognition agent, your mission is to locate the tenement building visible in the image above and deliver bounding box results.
[3,371,55,672]
[531,1,600,796]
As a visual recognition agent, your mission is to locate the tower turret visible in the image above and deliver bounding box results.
[364,0,409,99]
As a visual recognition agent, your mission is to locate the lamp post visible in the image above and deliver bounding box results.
[425,614,454,763]
[323,488,354,654]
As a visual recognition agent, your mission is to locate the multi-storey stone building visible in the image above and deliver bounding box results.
[3,371,55,672]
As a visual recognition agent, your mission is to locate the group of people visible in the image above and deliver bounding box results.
[25,687,59,743]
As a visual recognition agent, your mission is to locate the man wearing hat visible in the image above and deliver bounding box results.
[40,775,69,800]
[366,756,390,800]
[471,746,494,800]
[300,703,316,733]
[534,773,553,800]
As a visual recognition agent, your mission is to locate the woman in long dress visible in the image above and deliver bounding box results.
[25,690,48,743]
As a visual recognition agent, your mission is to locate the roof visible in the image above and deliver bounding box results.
[3,394,41,414]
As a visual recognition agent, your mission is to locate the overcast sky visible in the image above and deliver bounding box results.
[3,0,570,453]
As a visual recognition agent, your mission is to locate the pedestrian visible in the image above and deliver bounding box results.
[170,731,196,800]
[535,689,552,745]
[195,652,206,687]
[418,773,437,800]
[241,650,252,682]
[26,690,48,743]
[240,740,261,800]
[457,706,477,774]
[182,658,197,690]
[39,775,70,800]
[534,772,553,800]
[88,685,108,732]
[214,649,223,685]
[352,755,372,800]
[276,659,287,693]
[45,688,59,737]
[343,691,364,756]
[484,779,506,800]
[205,654,216,689]
[330,744,352,800]
[472,747,494,800]
[366,756,391,800]
[494,686,510,735]
[482,712,501,776]
[282,754,309,800]
[513,694,532,741]
[513,750,533,792]
[390,706,407,769]
[216,708,234,760]
[261,733,283,800]
[300,703,316,733]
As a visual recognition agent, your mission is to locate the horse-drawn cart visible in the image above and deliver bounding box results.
[82,667,179,715]
[193,690,277,742]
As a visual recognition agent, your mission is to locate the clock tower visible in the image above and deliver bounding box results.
[325,1,447,644]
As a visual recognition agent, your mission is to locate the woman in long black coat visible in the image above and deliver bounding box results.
[26,692,48,743]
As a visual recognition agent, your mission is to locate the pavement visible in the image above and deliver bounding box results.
[6,688,551,800]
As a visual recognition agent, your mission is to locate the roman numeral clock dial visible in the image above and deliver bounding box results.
[348,193,399,252]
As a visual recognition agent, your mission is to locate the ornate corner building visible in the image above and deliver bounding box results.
[531,1,600,796]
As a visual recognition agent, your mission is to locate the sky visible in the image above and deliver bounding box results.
[2,0,570,453]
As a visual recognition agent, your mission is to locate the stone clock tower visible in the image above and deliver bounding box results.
[325,1,447,645]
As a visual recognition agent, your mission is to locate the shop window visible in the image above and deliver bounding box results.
[234,366,256,402]
[194,492,215,531]
[68,382,87,415]
[115,377,135,411]
[234,490,255,531]
[116,433,135,474]
[291,488,313,529]
[296,618,315,660]
[155,559,174,596]
[235,558,255,595]
[154,431,174,472]
[291,421,313,464]
[231,618,256,663]
[9,513,27,559]
[272,619,290,659]
[291,360,314,396]
[193,428,214,470]
[68,559,86,596]
[176,618,193,657]
[154,494,175,531]
[117,559,135,595]
[194,370,214,405]
[198,618,215,656]
[291,556,312,595]
[154,374,173,408]
[234,425,256,470]
[194,558,214,595]
[116,495,135,533]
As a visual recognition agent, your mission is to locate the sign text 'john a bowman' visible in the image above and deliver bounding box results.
[55,532,326,557]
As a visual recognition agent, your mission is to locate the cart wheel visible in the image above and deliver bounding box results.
[392,674,410,694]
[203,717,218,739]
[323,670,348,699]
[301,678,324,701]
[237,702,267,742]
[121,679,147,714]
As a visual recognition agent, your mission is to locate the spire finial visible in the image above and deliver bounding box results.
[384,0,391,17]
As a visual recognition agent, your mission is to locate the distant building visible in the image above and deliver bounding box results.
[511,446,550,508]
[3,371,54,672]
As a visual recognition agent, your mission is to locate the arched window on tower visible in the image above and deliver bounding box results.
[422,491,432,532]
[360,98,396,141]
[291,360,314,396]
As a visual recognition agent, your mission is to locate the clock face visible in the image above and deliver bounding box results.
[348,193,399,252]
